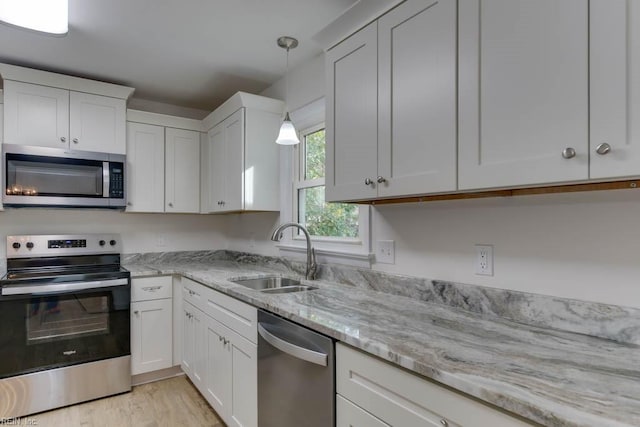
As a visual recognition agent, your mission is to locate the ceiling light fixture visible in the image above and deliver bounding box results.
[0,0,68,35]
[275,36,300,145]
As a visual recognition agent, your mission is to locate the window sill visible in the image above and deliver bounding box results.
[276,243,373,269]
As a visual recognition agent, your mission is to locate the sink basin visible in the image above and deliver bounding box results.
[261,285,317,294]
[231,276,316,293]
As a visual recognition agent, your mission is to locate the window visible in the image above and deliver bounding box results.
[294,124,359,240]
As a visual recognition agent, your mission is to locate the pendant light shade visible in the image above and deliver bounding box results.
[0,0,68,35]
[276,36,299,145]
[276,112,300,145]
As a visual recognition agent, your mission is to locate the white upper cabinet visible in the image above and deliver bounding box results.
[201,92,283,214]
[326,0,457,202]
[377,0,457,197]
[126,122,165,212]
[3,81,70,149]
[208,108,244,213]
[0,64,133,154]
[326,22,378,202]
[590,0,640,179]
[126,110,203,214]
[69,91,126,154]
[165,128,200,213]
[458,0,589,190]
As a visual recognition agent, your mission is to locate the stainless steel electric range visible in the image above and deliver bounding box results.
[0,234,131,418]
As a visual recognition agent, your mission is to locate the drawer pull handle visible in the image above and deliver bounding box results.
[142,286,162,292]
[440,419,448,427]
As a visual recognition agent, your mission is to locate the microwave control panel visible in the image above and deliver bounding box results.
[109,163,124,199]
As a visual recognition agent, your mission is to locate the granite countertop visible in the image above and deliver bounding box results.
[124,258,640,427]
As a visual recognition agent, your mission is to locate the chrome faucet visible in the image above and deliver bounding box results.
[270,222,317,280]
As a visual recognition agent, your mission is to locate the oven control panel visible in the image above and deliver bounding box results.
[7,234,122,258]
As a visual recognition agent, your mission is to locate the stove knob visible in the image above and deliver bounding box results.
[12,242,20,250]
[26,242,34,249]
[99,240,106,246]
[109,240,117,246]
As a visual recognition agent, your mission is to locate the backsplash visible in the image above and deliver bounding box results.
[124,249,640,346]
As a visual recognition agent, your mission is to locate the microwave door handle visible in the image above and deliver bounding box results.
[103,161,110,198]
[1,278,129,296]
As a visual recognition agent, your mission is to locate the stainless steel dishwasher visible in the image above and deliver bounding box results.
[258,309,335,427]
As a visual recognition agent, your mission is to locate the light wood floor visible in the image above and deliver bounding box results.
[32,375,224,427]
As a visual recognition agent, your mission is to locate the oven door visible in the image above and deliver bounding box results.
[2,144,125,208]
[0,278,130,379]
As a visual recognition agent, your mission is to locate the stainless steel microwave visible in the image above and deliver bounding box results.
[2,144,126,208]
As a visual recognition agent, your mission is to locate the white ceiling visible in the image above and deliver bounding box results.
[0,0,356,112]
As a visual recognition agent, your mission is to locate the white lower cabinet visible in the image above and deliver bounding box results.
[337,395,390,427]
[130,276,173,376]
[181,278,257,427]
[336,343,532,427]
[182,301,205,390]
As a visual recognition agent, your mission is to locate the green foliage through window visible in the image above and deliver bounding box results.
[297,127,358,239]
[304,129,325,180]
[299,186,359,238]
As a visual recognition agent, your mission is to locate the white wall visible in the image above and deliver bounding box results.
[225,51,640,309]
[0,209,228,258]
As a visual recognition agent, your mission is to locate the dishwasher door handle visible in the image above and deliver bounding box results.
[258,323,328,367]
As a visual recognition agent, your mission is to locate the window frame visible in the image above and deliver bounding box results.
[292,123,362,244]
[276,98,372,267]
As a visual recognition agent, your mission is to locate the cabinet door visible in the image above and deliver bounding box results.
[378,0,456,197]
[192,308,206,391]
[207,121,226,213]
[69,91,126,154]
[3,81,69,148]
[228,330,257,427]
[131,299,173,375]
[181,304,194,377]
[337,395,391,427]
[126,122,165,212]
[590,0,640,179]
[326,22,379,202]
[222,109,245,212]
[205,316,231,419]
[165,128,200,213]
[458,0,589,189]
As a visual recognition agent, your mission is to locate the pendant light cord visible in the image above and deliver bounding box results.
[285,45,290,113]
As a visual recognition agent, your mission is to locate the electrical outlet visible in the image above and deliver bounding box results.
[377,240,395,264]
[475,244,493,276]
[156,234,166,247]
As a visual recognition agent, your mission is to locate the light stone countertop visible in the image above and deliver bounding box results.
[124,259,640,427]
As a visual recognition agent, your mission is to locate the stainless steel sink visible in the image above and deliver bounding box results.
[231,277,317,293]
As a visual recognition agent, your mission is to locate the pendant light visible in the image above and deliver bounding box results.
[0,0,68,35]
[275,36,300,145]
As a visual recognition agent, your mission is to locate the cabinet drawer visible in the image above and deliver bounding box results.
[337,343,532,427]
[337,395,390,427]
[131,276,173,302]
[183,277,206,310]
[202,285,257,343]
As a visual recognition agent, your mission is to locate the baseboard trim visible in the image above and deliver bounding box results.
[132,365,184,386]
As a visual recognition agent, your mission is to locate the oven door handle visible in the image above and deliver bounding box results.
[1,278,129,296]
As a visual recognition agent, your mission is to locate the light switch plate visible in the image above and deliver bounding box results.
[377,240,395,264]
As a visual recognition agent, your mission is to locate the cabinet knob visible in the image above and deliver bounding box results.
[440,419,449,427]
[168,202,173,207]
[60,136,66,143]
[561,147,576,159]
[377,176,386,184]
[127,202,132,207]
[134,310,139,315]
[596,143,611,155]
[364,178,374,186]
[73,138,79,144]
